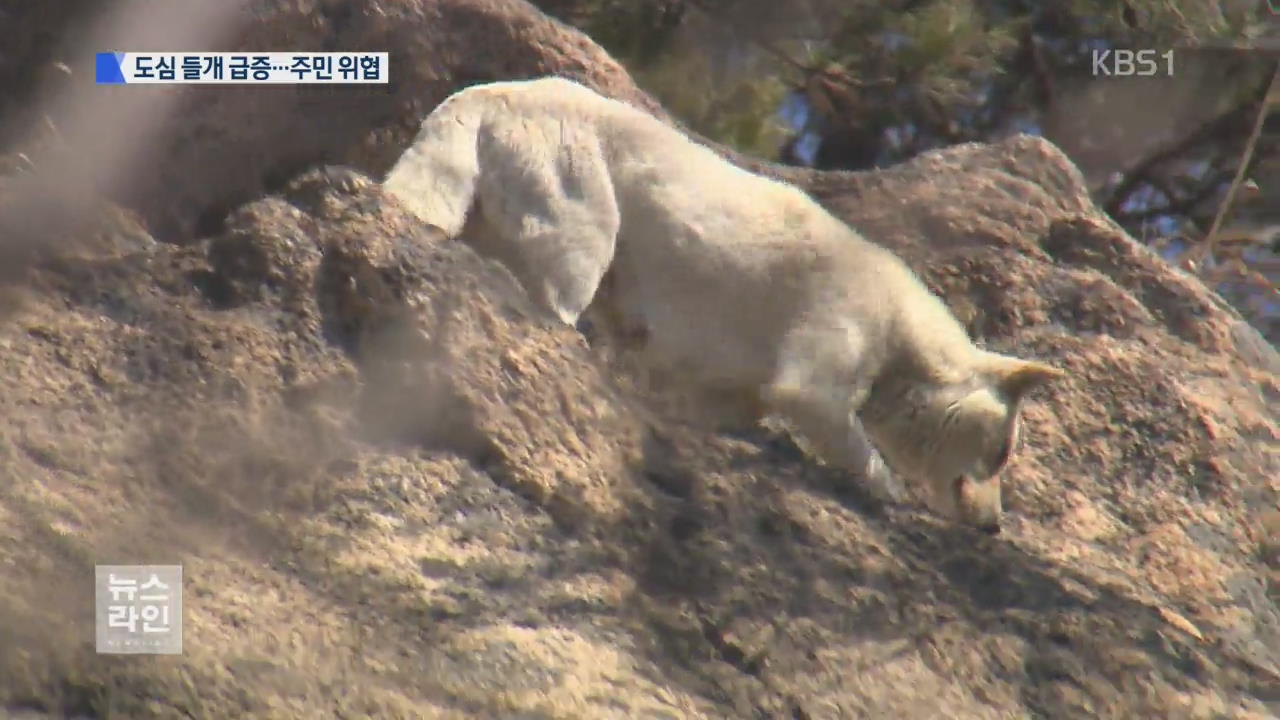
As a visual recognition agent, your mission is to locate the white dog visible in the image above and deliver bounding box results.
[384,77,1063,533]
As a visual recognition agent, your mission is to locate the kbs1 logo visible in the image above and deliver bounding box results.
[1092,49,1175,77]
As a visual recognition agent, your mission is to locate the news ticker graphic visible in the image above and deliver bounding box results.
[95,52,389,84]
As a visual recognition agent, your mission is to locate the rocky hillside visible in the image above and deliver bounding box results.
[0,0,1277,718]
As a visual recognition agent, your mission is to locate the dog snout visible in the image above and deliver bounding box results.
[955,475,1003,535]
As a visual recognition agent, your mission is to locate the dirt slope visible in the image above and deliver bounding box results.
[0,0,1277,718]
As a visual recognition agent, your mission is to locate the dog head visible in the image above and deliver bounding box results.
[867,353,1064,534]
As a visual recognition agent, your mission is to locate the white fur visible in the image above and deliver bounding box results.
[384,77,1063,531]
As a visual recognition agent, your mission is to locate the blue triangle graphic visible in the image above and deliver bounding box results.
[96,52,126,84]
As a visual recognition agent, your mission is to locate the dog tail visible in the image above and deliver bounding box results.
[383,88,486,237]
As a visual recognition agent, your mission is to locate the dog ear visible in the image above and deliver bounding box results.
[984,354,1065,400]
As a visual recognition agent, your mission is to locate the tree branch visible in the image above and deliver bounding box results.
[1100,94,1258,218]
[1182,61,1280,267]
[1113,167,1234,223]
